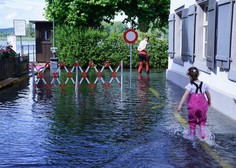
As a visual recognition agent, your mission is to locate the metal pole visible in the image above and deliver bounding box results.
[32,62,35,91]
[129,20,132,90]
[20,36,23,57]
[130,44,132,90]
[75,61,78,93]
[28,45,29,55]
[33,45,35,62]
[121,60,123,93]
[52,0,55,58]
[50,0,58,71]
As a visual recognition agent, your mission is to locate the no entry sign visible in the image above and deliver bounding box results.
[123,29,138,44]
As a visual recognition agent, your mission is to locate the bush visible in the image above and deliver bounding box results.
[55,26,107,67]
[55,26,168,69]
[0,45,18,60]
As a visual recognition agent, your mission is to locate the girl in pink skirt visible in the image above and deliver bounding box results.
[177,67,211,139]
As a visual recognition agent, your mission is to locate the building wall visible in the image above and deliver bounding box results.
[167,0,236,121]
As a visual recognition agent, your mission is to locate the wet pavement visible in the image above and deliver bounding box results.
[0,69,236,168]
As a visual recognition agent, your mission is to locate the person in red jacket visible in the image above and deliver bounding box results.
[137,35,150,73]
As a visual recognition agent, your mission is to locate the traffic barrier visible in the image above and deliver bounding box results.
[32,60,123,93]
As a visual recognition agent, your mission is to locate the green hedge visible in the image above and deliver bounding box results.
[55,26,168,69]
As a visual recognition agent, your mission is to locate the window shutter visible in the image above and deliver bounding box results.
[181,8,189,61]
[187,5,196,63]
[215,0,233,70]
[168,13,175,58]
[206,0,217,69]
[196,0,208,5]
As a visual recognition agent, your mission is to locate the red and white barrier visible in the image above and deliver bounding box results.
[32,60,123,92]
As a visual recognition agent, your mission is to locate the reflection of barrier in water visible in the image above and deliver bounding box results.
[31,60,123,93]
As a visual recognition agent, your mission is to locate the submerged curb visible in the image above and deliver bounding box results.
[0,74,30,90]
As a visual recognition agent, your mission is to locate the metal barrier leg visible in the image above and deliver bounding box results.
[121,60,123,93]
[75,61,79,93]
[31,62,35,92]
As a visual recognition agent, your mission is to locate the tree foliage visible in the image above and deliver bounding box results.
[101,21,128,34]
[26,22,35,37]
[45,0,118,28]
[44,0,170,31]
[118,0,170,31]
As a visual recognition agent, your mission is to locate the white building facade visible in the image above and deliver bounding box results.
[167,0,236,120]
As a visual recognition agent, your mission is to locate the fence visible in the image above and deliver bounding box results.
[0,56,29,81]
[32,60,123,93]
[22,45,36,62]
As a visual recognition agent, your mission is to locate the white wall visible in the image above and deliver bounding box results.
[7,35,17,52]
[168,0,236,121]
[170,0,195,13]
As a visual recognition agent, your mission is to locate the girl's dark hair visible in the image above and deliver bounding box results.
[144,35,149,40]
[187,67,199,83]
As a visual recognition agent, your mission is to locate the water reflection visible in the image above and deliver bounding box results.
[135,74,149,130]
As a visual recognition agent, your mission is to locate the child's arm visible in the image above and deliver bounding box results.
[205,91,211,106]
[177,90,190,112]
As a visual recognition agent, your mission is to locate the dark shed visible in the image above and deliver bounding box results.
[29,20,53,63]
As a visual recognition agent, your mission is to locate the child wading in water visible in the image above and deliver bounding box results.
[177,67,211,139]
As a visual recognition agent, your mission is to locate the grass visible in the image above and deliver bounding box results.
[0,36,35,41]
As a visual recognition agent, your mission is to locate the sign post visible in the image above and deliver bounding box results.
[123,29,138,90]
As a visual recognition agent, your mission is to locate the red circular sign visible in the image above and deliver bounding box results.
[123,29,138,44]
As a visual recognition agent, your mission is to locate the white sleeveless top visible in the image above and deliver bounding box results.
[185,81,209,94]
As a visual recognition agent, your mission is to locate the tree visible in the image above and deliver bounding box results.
[101,21,128,34]
[44,0,117,28]
[44,0,170,31]
[26,22,35,37]
[118,0,170,31]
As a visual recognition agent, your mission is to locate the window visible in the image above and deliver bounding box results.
[175,12,182,58]
[175,6,185,58]
[43,29,50,41]
[173,5,185,65]
[194,1,211,73]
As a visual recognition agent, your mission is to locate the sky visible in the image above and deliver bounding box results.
[0,0,126,29]
[0,0,46,28]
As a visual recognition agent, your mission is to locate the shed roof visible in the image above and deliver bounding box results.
[29,20,52,24]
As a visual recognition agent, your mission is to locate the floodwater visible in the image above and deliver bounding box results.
[0,69,236,168]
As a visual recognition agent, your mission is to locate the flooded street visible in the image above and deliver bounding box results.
[0,69,236,167]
